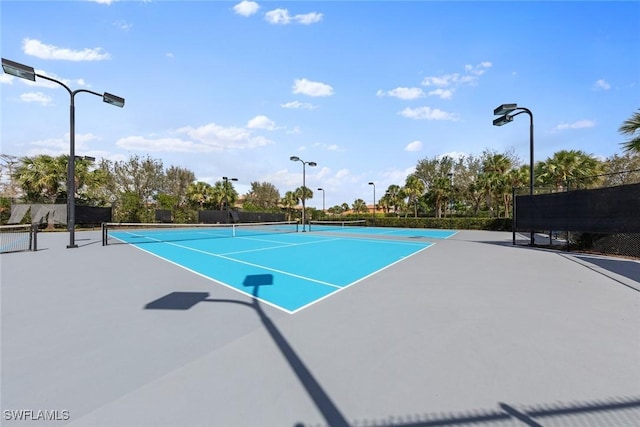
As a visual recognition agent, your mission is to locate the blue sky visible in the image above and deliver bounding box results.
[1,1,639,209]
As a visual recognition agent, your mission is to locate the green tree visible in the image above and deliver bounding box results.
[602,152,640,186]
[403,174,425,218]
[187,181,215,209]
[281,191,298,221]
[100,155,165,221]
[619,109,640,153]
[385,184,404,216]
[425,176,449,218]
[245,181,281,210]
[351,198,367,214]
[481,152,514,217]
[536,150,602,190]
[163,166,196,208]
[13,155,66,203]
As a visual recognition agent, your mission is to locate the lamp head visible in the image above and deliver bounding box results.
[103,92,125,108]
[308,161,317,167]
[290,156,300,162]
[493,103,518,116]
[493,115,514,127]
[2,58,36,81]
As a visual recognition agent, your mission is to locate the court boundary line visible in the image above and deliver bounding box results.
[108,232,436,314]
[289,242,434,314]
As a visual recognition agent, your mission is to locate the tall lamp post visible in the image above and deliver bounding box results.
[290,156,316,231]
[2,58,124,249]
[317,188,325,216]
[368,182,376,226]
[222,176,238,224]
[447,172,453,217]
[493,103,534,246]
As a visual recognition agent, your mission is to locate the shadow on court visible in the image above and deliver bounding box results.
[144,286,640,427]
[145,275,351,427]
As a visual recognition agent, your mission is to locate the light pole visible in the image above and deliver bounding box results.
[368,182,376,226]
[447,172,453,217]
[2,58,124,249]
[317,188,325,216]
[222,176,238,224]
[493,103,534,246]
[290,156,316,231]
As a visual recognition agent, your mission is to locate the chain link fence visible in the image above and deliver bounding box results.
[514,169,640,259]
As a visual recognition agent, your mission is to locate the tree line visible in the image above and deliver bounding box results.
[1,109,639,223]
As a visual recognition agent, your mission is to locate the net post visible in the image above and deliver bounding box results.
[232,224,236,237]
[101,223,107,246]
[31,223,37,251]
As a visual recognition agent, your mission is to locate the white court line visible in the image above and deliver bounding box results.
[129,235,343,290]
[221,236,343,256]
[289,243,434,314]
[111,230,435,314]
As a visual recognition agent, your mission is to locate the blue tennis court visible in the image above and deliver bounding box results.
[107,224,453,313]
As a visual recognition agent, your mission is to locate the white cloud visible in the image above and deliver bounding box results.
[292,78,334,97]
[247,115,277,130]
[422,74,460,88]
[90,0,114,4]
[26,133,99,156]
[233,1,260,17]
[399,106,458,121]
[23,38,111,61]
[377,87,425,100]
[593,79,611,90]
[265,8,322,25]
[420,62,492,98]
[382,167,417,187]
[465,62,492,76]
[117,136,214,153]
[427,88,454,100]
[20,92,53,106]
[176,123,273,150]
[281,100,317,110]
[553,120,595,132]
[405,141,423,152]
[294,12,323,25]
[265,8,291,24]
[0,74,13,84]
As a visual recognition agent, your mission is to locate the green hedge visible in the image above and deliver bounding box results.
[339,215,512,231]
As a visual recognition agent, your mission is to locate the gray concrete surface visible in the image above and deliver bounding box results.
[1,229,639,427]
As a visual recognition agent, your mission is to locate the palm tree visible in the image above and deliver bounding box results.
[404,174,425,218]
[187,181,213,209]
[281,191,298,221]
[536,150,602,190]
[481,153,513,217]
[14,155,67,203]
[385,184,404,216]
[426,176,449,218]
[351,198,367,214]
[619,109,640,153]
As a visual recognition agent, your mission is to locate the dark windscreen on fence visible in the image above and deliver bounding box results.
[515,183,640,233]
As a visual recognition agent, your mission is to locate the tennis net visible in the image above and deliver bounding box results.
[0,224,38,253]
[102,221,299,246]
[308,219,367,231]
